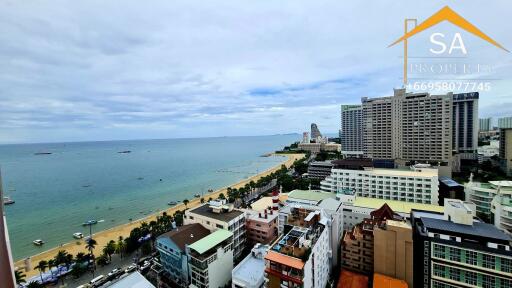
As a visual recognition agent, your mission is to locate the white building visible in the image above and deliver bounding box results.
[184,200,246,259]
[465,178,505,219]
[187,229,234,288]
[478,140,499,163]
[231,244,269,288]
[321,165,439,204]
[490,181,512,235]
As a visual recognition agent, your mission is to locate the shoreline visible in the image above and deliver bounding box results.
[14,153,305,277]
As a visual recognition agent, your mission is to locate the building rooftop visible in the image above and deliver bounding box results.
[317,197,343,212]
[287,189,335,203]
[250,195,288,212]
[265,250,304,270]
[244,208,278,223]
[489,180,512,189]
[157,223,210,251]
[309,161,334,167]
[439,176,462,187]
[337,270,368,288]
[188,203,244,222]
[232,244,269,286]
[373,273,408,288]
[421,217,511,241]
[352,197,444,214]
[108,271,155,288]
[188,229,233,255]
[368,167,438,177]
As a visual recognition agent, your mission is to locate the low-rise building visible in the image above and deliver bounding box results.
[244,208,278,246]
[187,229,234,288]
[185,200,246,259]
[465,179,510,220]
[298,142,341,153]
[411,199,512,288]
[339,193,443,231]
[265,208,331,288]
[342,204,402,275]
[232,244,269,288]
[373,220,413,287]
[307,161,334,181]
[321,165,439,204]
[156,223,211,287]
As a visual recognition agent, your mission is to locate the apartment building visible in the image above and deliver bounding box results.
[465,179,507,219]
[184,200,246,259]
[321,164,439,204]
[373,220,414,288]
[452,93,478,155]
[307,161,334,181]
[340,104,364,157]
[411,199,512,288]
[498,116,512,129]
[499,128,512,176]
[232,244,269,288]
[156,223,210,287]
[244,208,278,246]
[490,181,512,235]
[341,204,402,275]
[0,172,16,288]
[338,193,443,231]
[362,88,453,164]
[264,208,331,288]
[479,117,492,132]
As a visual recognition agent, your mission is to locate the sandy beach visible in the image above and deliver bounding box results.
[14,153,304,277]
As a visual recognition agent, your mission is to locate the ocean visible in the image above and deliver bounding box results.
[0,134,299,260]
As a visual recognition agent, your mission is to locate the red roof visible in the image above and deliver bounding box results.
[337,270,369,288]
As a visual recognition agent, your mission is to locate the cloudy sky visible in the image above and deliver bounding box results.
[1,0,511,144]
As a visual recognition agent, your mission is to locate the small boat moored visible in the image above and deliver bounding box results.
[194,194,201,198]
[73,232,84,239]
[167,201,177,206]
[82,220,98,226]
[33,239,45,246]
[3,196,15,205]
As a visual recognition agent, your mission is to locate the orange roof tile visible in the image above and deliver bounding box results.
[373,273,408,288]
[264,251,304,270]
[337,270,368,288]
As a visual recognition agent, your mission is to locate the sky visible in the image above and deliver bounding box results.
[1,0,511,144]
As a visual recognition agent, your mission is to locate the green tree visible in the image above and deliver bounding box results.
[103,240,116,261]
[96,254,110,267]
[47,259,55,278]
[116,236,126,258]
[34,260,48,284]
[15,269,26,284]
[218,193,225,200]
[200,197,205,204]
[85,238,97,275]
[183,199,189,208]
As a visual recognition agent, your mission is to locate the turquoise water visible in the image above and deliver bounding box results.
[0,135,299,260]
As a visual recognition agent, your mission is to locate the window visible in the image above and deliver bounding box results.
[481,274,496,288]
[482,254,496,269]
[189,216,194,220]
[465,271,477,286]
[465,250,477,266]
[501,257,512,273]
[448,267,460,281]
[433,263,444,277]
[433,244,445,259]
[449,247,461,262]
[216,224,223,229]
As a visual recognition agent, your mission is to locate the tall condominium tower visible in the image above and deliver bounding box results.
[479,117,492,132]
[0,170,16,288]
[311,123,322,139]
[362,88,453,164]
[340,105,363,157]
[452,92,478,155]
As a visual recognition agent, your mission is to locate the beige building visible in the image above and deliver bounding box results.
[373,220,413,288]
[500,128,512,176]
[362,88,452,164]
[298,142,341,154]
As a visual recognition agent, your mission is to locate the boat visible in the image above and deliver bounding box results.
[167,201,177,206]
[117,150,131,154]
[82,220,98,226]
[194,194,201,198]
[82,184,91,188]
[3,197,15,205]
[34,152,52,155]
[73,232,84,239]
[33,239,45,246]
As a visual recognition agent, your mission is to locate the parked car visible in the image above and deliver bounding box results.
[124,264,137,273]
[107,267,123,279]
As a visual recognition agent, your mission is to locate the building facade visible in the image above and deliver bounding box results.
[244,208,278,246]
[465,179,509,220]
[362,88,452,164]
[452,92,479,155]
[490,181,512,235]
[156,223,210,287]
[232,244,269,288]
[187,229,234,288]
[498,116,512,129]
[411,199,512,288]
[499,128,512,176]
[184,200,246,260]
[479,117,492,132]
[321,165,439,204]
[341,104,364,157]
[307,161,334,181]
[373,220,414,288]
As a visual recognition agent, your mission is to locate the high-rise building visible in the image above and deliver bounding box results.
[479,117,492,132]
[340,105,363,157]
[498,117,512,129]
[0,171,16,288]
[321,164,439,205]
[452,92,479,155]
[362,88,453,164]
[411,199,512,288]
[311,123,322,139]
[499,128,512,176]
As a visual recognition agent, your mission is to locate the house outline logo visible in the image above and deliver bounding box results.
[389,6,509,85]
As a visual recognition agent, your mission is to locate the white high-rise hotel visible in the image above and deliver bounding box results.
[321,165,439,204]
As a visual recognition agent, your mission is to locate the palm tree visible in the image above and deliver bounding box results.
[218,193,225,200]
[85,238,97,276]
[183,199,189,208]
[116,236,126,258]
[103,240,116,262]
[47,259,55,278]
[54,250,69,267]
[75,252,86,264]
[15,269,26,284]
[34,260,48,284]
[200,197,205,204]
